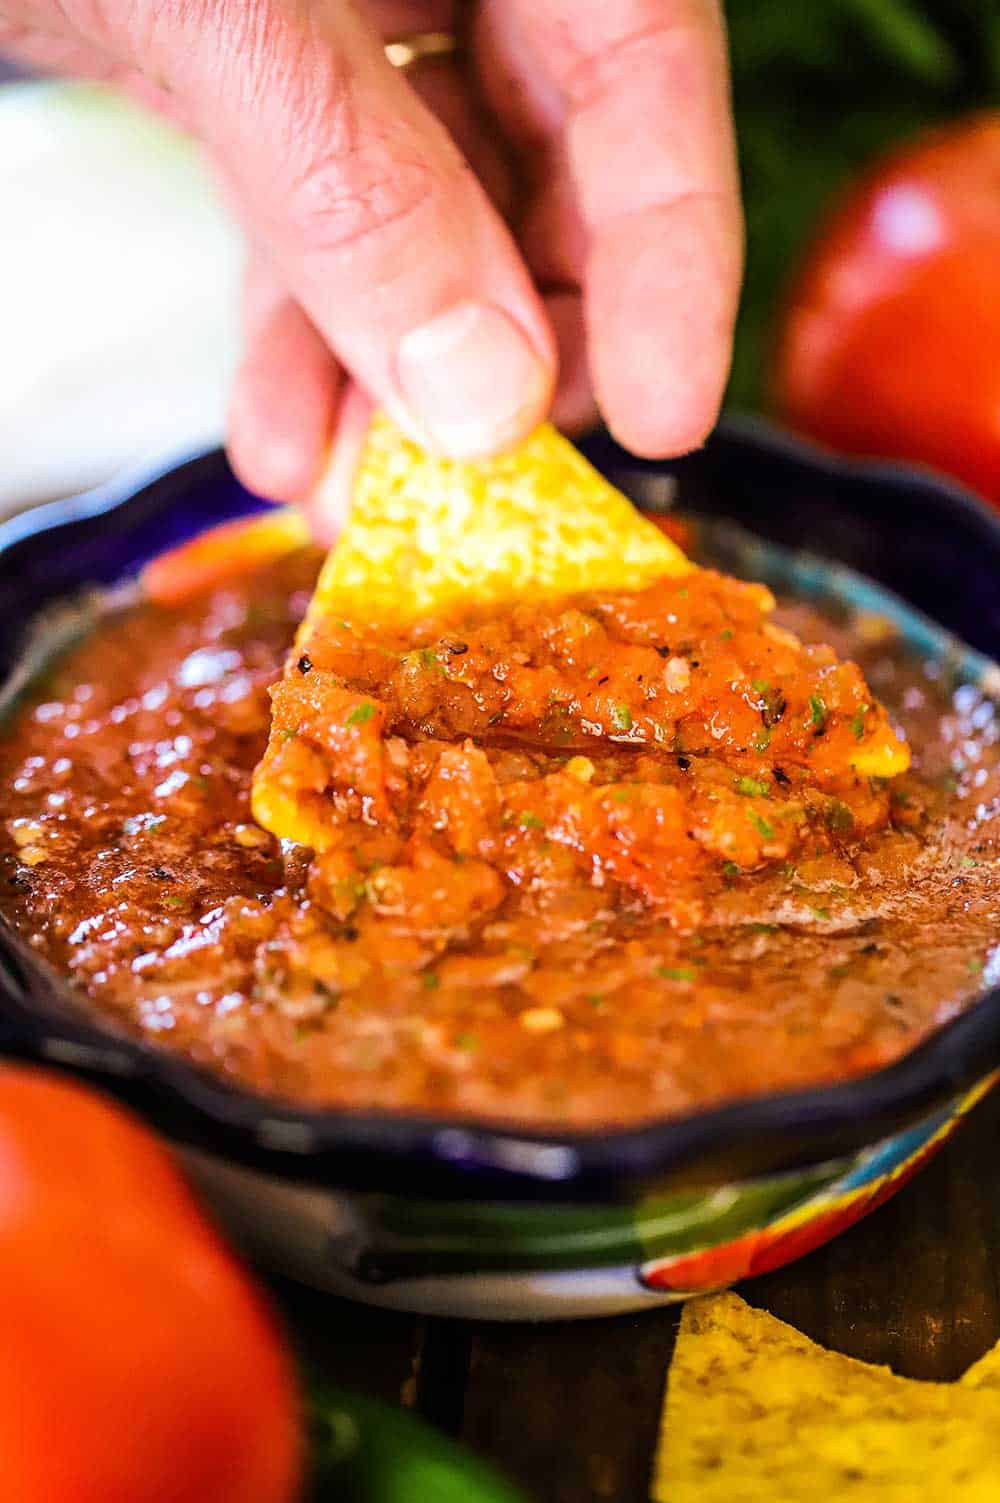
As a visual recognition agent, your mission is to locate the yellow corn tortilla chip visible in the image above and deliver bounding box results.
[653,1293,1000,1503]
[960,1342,1000,1393]
[304,412,691,629]
[253,416,908,846]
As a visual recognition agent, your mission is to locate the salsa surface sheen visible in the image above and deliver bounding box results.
[0,546,997,1127]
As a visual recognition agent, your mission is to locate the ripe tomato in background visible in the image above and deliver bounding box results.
[773,114,1000,505]
[0,1066,301,1503]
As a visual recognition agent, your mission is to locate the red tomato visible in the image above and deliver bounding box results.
[0,1066,302,1503]
[773,114,1000,503]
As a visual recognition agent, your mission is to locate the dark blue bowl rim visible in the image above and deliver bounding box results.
[1,418,998,1204]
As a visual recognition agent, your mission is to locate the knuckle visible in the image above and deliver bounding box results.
[289,136,440,259]
[178,0,447,262]
[555,2,722,109]
[271,38,465,261]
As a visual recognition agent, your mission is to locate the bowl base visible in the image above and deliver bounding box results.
[184,1148,693,1320]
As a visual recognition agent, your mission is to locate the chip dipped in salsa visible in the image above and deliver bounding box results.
[255,566,904,915]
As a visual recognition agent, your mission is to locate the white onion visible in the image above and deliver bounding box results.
[0,81,244,512]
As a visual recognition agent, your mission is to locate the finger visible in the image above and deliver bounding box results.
[480,0,742,457]
[0,25,124,81]
[587,192,740,456]
[156,0,555,460]
[546,290,598,434]
[518,139,588,289]
[228,250,342,503]
[473,1,565,148]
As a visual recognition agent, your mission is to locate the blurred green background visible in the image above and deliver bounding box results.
[727,0,1000,408]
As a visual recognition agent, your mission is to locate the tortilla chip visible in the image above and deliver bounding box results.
[302,413,691,631]
[305,415,906,790]
[254,416,908,847]
[960,1341,1000,1393]
[653,1292,1000,1502]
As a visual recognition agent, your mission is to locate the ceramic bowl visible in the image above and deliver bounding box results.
[1,419,998,1320]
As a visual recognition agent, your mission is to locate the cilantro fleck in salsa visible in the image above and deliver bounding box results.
[0,547,996,1127]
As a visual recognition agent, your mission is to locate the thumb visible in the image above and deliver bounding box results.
[158,0,555,459]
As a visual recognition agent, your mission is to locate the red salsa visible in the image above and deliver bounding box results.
[0,548,996,1126]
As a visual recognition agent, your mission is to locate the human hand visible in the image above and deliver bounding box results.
[1,1,741,534]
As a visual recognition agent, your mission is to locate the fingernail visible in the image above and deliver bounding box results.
[395,301,552,458]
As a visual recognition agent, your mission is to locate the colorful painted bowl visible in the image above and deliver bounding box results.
[1,419,999,1321]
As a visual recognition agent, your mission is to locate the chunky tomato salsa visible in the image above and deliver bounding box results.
[0,547,996,1126]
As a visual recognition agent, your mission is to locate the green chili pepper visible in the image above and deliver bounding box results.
[308,1388,531,1503]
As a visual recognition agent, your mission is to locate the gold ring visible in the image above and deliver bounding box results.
[385,32,461,70]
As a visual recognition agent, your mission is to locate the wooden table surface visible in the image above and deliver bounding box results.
[269,1085,1000,1502]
